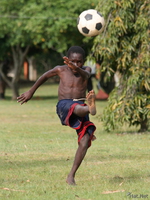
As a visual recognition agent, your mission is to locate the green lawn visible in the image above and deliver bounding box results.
[0,83,150,200]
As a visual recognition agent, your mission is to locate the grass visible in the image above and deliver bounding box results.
[0,82,150,200]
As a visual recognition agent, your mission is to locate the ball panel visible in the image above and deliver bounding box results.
[85,14,93,21]
[95,22,103,31]
[82,27,90,34]
[97,11,103,17]
[77,17,80,25]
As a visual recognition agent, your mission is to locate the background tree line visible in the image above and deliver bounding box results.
[0,0,149,132]
[0,0,98,99]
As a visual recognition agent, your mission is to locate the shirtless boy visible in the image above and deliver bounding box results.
[17,46,96,185]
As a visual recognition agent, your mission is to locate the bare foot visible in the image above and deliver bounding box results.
[66,175,76,186]
[86,90,96,115]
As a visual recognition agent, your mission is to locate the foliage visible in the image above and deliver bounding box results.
[0,0,99,99]
[0,0,99,54]
[93,0,150,132]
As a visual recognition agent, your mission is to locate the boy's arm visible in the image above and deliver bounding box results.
[17,68,58,105]
[63,56,91,79]
[76,65,91,79]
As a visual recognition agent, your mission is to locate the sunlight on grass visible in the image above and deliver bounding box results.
[0,83,150,200]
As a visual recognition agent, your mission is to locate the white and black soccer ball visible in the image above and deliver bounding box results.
[77,9,105,37]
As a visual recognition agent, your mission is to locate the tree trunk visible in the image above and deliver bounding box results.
[11,81,19,100]
[0,79,6,99]
[11,45,30,100]
[0,63,12,99]
[139,118,148,132]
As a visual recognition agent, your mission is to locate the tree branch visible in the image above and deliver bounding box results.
[23,45,30,59]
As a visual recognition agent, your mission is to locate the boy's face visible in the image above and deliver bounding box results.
[68,53,84,69]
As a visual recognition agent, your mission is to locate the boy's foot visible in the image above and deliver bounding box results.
[66,175,76,186]
[86,90,96,115]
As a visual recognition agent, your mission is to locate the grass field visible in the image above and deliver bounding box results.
[0,82,150,200]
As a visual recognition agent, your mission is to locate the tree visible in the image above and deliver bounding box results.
[0,0,99,99]
[92,0,150,132]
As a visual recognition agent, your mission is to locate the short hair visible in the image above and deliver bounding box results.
[67,46,85,60]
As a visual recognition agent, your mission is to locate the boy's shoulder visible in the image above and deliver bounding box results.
[55,65,68,70]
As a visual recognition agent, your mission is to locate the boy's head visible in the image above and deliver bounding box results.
[67,46,85,60]
[66,46,85,73]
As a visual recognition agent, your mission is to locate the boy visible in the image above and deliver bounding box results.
[17,46,96,185]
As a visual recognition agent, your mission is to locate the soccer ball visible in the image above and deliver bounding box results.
[77,9,105,37]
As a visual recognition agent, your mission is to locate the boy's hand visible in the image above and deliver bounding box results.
[17,90,33,105]
[63,56,78,71]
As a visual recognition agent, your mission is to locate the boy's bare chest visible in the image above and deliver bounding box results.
[59,67,87,87]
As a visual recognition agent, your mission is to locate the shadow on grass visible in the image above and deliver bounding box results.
[1,158,149,185]
[109,174,146,183]
[1,158,69,171]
